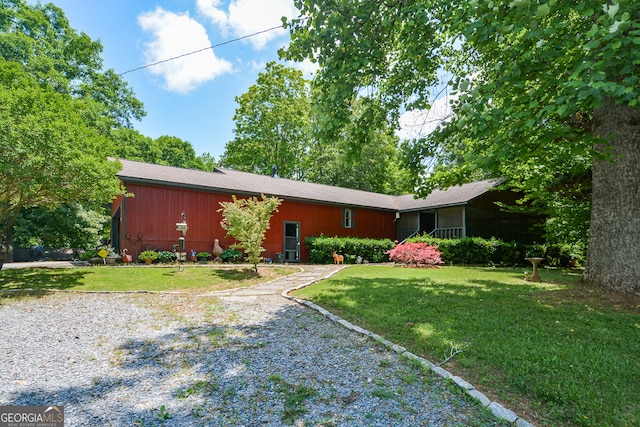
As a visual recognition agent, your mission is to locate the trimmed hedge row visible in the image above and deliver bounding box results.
[305,235,583,267]
[407,235,583,267]
[305,236,395,264]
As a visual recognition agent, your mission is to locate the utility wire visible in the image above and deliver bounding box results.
[119,24,284,76]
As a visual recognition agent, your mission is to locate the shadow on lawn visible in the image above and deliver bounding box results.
[159,267,276,282]
[0,269,90,293]
[207,268,259,281]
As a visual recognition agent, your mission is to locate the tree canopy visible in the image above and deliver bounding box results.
[13,203,109,248]
[221,61,311,179]
[0,0,144,127]
[284,0,640,293]
[110,128,217,171]
[222,61,413,194]
[0,0,147,241]
[306,98,414,194]
[0,60,123,238]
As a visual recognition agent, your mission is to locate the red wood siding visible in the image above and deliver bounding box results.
[267,200,397,261]
[114,182,397,262]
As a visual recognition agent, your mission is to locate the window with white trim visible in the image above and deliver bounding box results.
[344,208,353,228]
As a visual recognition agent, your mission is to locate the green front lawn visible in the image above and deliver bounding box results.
[0,265,296,293]
[291,265,640,427]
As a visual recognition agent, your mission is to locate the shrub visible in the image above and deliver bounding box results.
[80,249,98,260]
[386,242,443,267]
[409,235,526,265]
[196,251,211,259]
[305,236,395,264]
[529,242,585,267]
[157,251,176,263]
[220,248,243,262]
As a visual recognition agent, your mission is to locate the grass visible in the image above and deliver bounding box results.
[0,265,296,294]
[268,373,318,425]
[290,265,640,427]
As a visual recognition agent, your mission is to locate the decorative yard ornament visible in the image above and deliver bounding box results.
[175,212,188,268]
[213,239,224,262]
[176,211,188,236]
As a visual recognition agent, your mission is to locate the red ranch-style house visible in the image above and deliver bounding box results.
[111,159,542,262]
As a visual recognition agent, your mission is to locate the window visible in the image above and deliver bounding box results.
[343,208,353,228]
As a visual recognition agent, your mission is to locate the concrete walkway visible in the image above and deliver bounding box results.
[210,264,343,296]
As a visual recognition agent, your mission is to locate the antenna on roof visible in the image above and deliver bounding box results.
[271,165,278,178]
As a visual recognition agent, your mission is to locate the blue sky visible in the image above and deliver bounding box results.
[35,0,450,160]
[40,0,311,160]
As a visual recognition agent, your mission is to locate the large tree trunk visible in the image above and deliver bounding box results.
[584,99,640,294]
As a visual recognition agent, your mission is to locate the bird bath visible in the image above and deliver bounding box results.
[525,257,545,282]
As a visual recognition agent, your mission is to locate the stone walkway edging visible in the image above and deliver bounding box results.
[281,267,535,427]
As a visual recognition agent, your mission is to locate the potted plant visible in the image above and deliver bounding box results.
[196,251,211,263]
[139,250,158,264]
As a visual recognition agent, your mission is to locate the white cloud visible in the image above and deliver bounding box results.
[197,0,297,50]
[138,7,233,93]
[195,0,228,27]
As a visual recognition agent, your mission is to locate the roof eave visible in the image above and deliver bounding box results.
[118,176,398,211]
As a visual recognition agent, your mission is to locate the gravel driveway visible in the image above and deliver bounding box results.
[0,265,509,426]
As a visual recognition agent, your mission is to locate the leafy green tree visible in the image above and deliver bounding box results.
[221,61,311,179]
[111,129,216,171]
[0,0,144,258]
[218,195,282,273]
[0,0,144,127]
[306,98,413,194]
[197,152,217,171]
[154,135,205,170]
[110,128,159,162]
[14,204,109,249]
[224,62,411,193]
[0,61,122,245]
[284,0,640,293]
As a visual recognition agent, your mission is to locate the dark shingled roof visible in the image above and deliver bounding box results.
[394,179,501,212]
[116,159,499,212]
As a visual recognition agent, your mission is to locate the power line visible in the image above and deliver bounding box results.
[119,24,284,76]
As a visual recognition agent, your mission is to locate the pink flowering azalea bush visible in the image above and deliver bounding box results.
[385,242,444,267]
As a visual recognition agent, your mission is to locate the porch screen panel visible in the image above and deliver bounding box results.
[437,207,463,227]
[466,207,496,239]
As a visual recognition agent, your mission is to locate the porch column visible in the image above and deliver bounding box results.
[462,206,467,238]
[434,210,438,233]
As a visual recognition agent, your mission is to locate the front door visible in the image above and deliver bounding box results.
[283,222,300,262]
[111,207,121,252]
[420,212,436,235]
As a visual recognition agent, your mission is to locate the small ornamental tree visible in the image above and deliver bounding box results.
[386,242,444,268]
[218,194,282,273]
